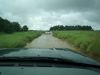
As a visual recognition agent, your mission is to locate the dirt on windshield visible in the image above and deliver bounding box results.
[25,33,75,50]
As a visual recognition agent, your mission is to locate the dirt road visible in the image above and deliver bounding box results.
[25,33,75,49]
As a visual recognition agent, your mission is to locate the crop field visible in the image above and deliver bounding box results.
[0,31,42,48]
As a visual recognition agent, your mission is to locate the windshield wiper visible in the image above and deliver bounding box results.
[0,57,100,68]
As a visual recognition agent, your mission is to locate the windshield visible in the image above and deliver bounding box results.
[0,0,100,74]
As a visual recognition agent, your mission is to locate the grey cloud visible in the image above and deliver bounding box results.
[0,0,100,30]
[42,0,95,11]
[83,11,100,23]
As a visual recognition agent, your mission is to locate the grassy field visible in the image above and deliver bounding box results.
[0,31,42,48]
[53,31,100,59]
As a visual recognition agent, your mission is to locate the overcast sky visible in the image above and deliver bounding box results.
[0,0,100,30]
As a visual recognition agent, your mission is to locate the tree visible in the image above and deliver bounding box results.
[0,16,25,33]
[0,18,14,33]
[22,25,28,31]
[12,22,21,32]
[50,25,93,31]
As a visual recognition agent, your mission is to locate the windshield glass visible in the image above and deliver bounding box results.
[0,0,100,67]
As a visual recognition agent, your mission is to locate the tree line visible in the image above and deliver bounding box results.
[0,17,28,33]
[50,25,93,31]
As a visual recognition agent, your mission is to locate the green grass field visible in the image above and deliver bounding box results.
[0,31,42,48]
[53,31,100,58]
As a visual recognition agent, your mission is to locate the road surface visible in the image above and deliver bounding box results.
[25,33,75,50]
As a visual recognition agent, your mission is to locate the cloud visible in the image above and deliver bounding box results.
[0,0,100,30]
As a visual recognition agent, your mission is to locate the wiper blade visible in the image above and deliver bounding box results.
[0,57,100,68]
[0,57,67,62]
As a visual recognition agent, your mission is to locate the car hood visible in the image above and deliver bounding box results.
[0,48,99,65]
[0,67,100,75]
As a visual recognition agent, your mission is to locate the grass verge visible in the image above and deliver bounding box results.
[53,31,100,60]
[0,31,42,48]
